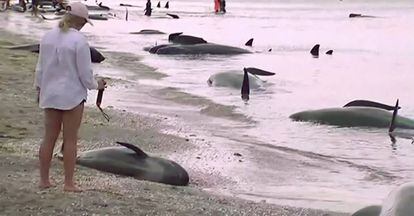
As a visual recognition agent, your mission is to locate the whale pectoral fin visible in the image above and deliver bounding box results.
[116,142,148,158]
[245,67,275,76]
[241,68,250,101]
[166,13,179,19]
[388,99,399,133]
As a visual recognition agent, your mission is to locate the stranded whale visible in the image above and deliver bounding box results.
[290,100,414,129]
[352,182,414,216]
[69,142,189,186]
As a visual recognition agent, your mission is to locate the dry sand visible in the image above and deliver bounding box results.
[0,29,349,216]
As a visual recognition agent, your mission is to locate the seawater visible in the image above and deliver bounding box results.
[1,0,414,213]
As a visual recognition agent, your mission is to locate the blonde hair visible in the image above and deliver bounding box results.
[58,13,86,32]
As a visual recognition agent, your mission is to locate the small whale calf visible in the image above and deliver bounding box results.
[208,67,275,101]
[63,142,190,186]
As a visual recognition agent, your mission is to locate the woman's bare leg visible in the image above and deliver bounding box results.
[39,108,63,188]
[62,103,84,192]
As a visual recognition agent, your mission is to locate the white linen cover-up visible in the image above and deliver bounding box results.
[34,27,98,110]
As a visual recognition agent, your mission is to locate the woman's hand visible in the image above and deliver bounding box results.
[97,79,106,90]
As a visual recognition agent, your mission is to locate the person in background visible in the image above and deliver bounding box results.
[31,0,38,16]
[18,0,26,11]
[35,2,106,192]
[220,0,226,13]
[144,0,152,16]
[214,0,220,13]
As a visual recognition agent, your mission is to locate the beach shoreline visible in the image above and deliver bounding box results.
[0,28,349,215]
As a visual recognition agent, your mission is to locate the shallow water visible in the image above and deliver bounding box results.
[1,0,414,212]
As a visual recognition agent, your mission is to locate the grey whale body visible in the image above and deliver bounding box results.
[76,142,189,186]
[290,107,414,129]
[148,43,251,55]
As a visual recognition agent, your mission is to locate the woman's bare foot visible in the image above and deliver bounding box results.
[39,181,54,189]
[63,185,83,193]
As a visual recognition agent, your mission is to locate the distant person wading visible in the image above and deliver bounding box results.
[214,0,226,13]
[35,2,106,192]
[144,0,152,16]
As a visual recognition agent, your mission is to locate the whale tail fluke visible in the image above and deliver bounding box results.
[241,68,250,101]
[168,32,183,41]
[245,38,254,47]
[245,67,275,76]
[310,44,320,57]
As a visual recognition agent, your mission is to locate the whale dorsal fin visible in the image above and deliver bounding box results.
[344,100,400,111]
[245,67,275,76]
[245,38,253,47]
[116,142,148,158]
[310,44,319,57]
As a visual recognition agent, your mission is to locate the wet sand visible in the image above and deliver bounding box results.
[0,28,348,215]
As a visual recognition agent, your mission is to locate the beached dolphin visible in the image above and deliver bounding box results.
[208,67,274,101]
[352,182,414,216]
[73,142,189,186]
[207,67,275,90]
[290,100,414,129]
[349,13,376,18]
[148,43,251,55]
[208,71,261,90]
[1,44,105,63]
[168,32,207,45]
[130,29,166,35]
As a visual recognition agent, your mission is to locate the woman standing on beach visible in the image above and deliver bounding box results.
[35,2,106,192]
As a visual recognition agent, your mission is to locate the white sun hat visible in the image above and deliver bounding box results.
[66,2,93,25]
